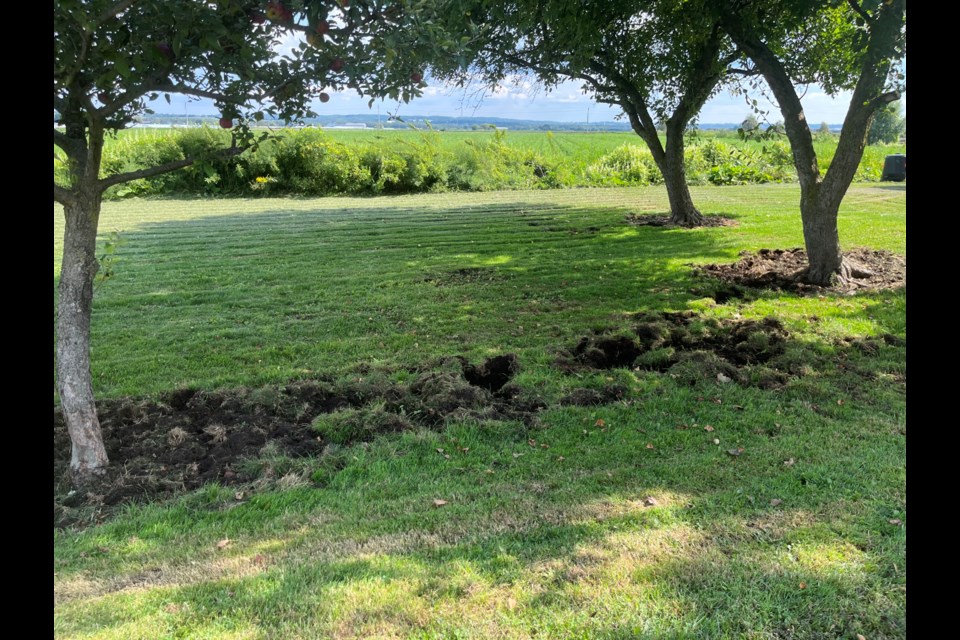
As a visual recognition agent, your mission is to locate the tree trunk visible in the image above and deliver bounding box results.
[720,0,904,285]
[662,121,703,227]
[800,186,846,285]
[56,193,109,477]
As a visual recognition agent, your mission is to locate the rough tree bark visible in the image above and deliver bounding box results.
[55,112,111,477]
[57,194,109,475]
[662,118,704,227]
[721,0,905,285]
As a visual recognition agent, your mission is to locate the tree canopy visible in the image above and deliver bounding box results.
[424,0,743,226]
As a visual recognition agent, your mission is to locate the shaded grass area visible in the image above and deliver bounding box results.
[54,184,905,639]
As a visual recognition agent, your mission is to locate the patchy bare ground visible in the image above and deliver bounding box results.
[557,312,794,388]
[54,354,541,526]
[626,214,739,228]
[696,248,905,294]
[55,308,907,528]
[557,311,905,394]
[423,267,512,287]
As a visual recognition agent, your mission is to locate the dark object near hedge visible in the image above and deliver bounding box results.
[881,154,906,182]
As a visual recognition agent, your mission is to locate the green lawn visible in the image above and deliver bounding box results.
[54,184,906,639]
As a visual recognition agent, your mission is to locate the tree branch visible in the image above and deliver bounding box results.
[847,0,874,25]
[152,83,247,104]
[721,12,821,190]
[54,128,84,156]
[587,58,663,159]
[101,82,246,119]
[870,90,901,109]
[97,147,244,192]
[54,183,76,207]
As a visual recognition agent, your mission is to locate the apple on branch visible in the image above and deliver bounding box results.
[265,1,293,24]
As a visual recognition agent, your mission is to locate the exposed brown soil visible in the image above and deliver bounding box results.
[54,354,541,526]
[423,267,511,286]
[696,248,906,294]
[626,214,739,228]
[557,311,793,388]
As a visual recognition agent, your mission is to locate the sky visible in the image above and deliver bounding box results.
[153,77,869,125]
[150,30,904,126]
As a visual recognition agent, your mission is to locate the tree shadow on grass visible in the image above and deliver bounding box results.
[64,200,744,398]
[57,488,905,638]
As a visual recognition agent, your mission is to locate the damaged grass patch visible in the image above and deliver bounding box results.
[422,267,512,287]
[54,354,537,526]
[558,312,796,388]
[626,213,739,228]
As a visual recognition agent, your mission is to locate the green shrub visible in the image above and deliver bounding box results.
[274,131,372,195]
[586,144,651,185]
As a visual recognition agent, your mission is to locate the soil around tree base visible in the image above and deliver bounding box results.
[696,248,905,294]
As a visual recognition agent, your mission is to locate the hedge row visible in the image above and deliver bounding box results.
[53,128,900,199]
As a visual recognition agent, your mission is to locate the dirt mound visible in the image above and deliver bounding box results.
[696,248,905,294]
[626,214,739,228]
[557,312,792,387]
[570,335,642,369]
[54,354,531,526]
[462,353,520,391]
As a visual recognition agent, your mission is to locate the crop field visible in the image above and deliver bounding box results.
[54,184,906,639]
